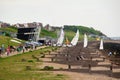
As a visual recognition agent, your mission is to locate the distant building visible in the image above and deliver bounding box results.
[44,24,51,31]
[17,27,37,40]
[14,23,25,28]
[51,26,62,31]
[0,21,10,28]
[17,25,41,41]
[44,24,62,31]
[14,22,43,28]
[89,34,98,38]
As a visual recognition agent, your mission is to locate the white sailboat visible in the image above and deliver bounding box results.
[71,29,79,46]
[56,28,64,46]
[99,39,104,50]
[83,33,88,48]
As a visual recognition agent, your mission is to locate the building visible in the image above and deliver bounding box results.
[51,26,62,31]
[44,24,62,31]
[14,22,43,28]
[17,27,37,40]
[17,25,41,41]
[44,24,52,31]
[0,21,10,28]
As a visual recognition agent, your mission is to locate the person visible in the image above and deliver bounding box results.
[6,45,10,56]
[113,51,116,55]
[1,44,5,53]
[96,50,99,55]
[22,45,26,53]
[80,55,84,60]
[32,44,35,50]
[0,47,2,57]
[76,56,80,61]
[108,52,112,56]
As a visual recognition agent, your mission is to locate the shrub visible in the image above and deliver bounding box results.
[26,66,31,70]
[32,55,36,59]
[40,54,45,58]
[21,58,26,62]
[59,67,63,70]
[56,74,64,76]
[36,58,40,62]
[40,52,43,54]
[28,60,34,62]
[43,66,54,70]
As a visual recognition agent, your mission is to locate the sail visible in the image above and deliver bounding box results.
[83,33,88,48]
[99,39,104,50]
[57,28,64,46]
[71,29,79,46]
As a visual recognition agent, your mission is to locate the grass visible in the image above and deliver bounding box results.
[40,29,57,38]
[0,26,17,33]
[0,35,20,48]
[65,30,97,42]
[64,30,84,42]
[0,46,66,80]
[0,35,25,48]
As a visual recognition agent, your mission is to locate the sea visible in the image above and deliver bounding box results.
[110,37,120,40]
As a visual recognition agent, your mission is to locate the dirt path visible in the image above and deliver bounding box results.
[39,42,120,80]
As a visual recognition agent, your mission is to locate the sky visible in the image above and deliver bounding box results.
[0,0,120,37]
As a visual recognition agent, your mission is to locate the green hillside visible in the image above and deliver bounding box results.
[40,28,57,38]
[0,35,23,48]
[64,25,105,36]
[0,26,17,33]
[64,25,106,41]
[0,26,17,37]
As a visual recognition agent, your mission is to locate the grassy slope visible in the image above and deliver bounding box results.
[0,47,66,80]
[64,25,106,41]
[65,30,85,40]
[64,30,94,42]
[0,35,21,48]
[64,25,105,36]
[0,26,17,33]
[40,29,57,38]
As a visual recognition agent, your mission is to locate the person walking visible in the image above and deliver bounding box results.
[108,52,112,56]
[6,45,10,56]
[0,47,2,57]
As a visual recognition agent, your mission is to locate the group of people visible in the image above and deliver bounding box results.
[0,44,28,57]
[108,51,120,57]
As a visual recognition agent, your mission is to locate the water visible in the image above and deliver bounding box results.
[110,37,120,40]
